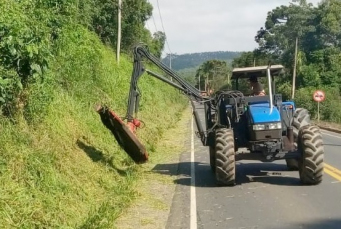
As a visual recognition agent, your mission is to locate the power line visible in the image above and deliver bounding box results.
[155,0,173,70]
[147,0,158,32]
[151,15,158,32]
[156,0,172,54]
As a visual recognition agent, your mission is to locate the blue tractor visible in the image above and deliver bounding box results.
[205,65,325,186]
[96,45,324,187]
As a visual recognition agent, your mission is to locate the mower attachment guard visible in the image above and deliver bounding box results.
[96,105,148,164]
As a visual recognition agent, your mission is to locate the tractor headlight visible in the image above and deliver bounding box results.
[253,122,282,131]
[253,124,265,131]
[268,122,282,130]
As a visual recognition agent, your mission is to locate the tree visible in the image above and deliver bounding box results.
[248,0,341,121]
[150,31,166,58]
[92,0,153,52]
[254,0,316,97]
[195,60,230,93]
[232,50,273,68]
[255,0,316,63]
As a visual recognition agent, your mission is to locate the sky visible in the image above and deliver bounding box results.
[146,0,321,55]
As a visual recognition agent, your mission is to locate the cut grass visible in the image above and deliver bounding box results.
[0,25,188,228]
[115,106,192,229]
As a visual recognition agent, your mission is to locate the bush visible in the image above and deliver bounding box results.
[0,1,52,112]
[294,86,341,122]
[0,0,188,227]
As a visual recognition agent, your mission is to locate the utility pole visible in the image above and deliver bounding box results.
[198,74,201,91]
[169,53,172,81]
[291,36,298,99]
[117,0,122,64]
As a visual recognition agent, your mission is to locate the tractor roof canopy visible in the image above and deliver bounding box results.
[231,65,284,80]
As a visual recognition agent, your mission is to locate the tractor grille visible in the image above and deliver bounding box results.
[249,129,282,141]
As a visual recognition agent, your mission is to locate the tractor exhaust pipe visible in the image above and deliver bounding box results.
[267,66,273,114]
[287,126,294,150]
[287,126,294,143]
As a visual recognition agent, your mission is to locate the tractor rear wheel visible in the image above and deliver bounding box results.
[286,108,311,170]
[298,125,324,185]
[209,146,215,173]
[215,128,236,186]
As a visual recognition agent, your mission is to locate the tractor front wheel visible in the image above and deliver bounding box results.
[298,125,324,185]
[215,128,236,186]
[287,108,311,170]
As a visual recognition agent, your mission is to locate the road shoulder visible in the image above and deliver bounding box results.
[115,106,192,229]
[314,120,341,134]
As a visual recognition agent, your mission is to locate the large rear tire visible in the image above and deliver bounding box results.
[286,108,311,170]
[215,128,236,186]
[298,125,324,185]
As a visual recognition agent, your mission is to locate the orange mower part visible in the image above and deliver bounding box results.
[96,105,148,164]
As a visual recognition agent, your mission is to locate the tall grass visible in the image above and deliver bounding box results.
[0,24,188,227]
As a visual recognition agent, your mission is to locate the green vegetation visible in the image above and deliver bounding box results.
[0,0,187,227]
[3,0,341,227]
[115,107,192,229]
[0,0,166,113]
[232,0,341,123]
[194,60,231,93]
[177,67,198,86]
[162,51,241,71]
[163,52,241,91]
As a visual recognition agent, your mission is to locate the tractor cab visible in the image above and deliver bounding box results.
[231,65,296,129]
[231,65,283,99]
[227,65,295,155]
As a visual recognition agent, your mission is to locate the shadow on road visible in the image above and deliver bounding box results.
[152,161,302,187]
[152,162,217,187]
[273,219,341,229]
[235,162,301,186]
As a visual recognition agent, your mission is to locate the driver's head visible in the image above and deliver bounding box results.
[249,75,258,83]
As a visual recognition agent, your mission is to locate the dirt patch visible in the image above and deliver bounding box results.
[314,120,341,129]
[312,120,341,133]
[115,106,192,229]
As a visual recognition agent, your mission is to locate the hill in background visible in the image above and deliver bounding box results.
[162,51,242,86]
[162,51,242,71]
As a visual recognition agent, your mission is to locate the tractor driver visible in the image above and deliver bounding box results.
[249,75,266,96]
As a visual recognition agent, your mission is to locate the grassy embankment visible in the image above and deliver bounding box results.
[0,23,188,228]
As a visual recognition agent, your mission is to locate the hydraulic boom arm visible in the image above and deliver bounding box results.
[126,45,209,121]
[97,45,211,163]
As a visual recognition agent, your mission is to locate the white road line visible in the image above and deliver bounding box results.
[190,116,197,229]
[321,131,341,139]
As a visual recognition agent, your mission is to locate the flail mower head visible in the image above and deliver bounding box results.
[96,105,148,164]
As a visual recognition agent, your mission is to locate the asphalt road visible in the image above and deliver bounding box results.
[160,103,341,229]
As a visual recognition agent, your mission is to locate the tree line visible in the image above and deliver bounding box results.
[195,0,341,122]
[0,0,166,115]
[162,51,241,71]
